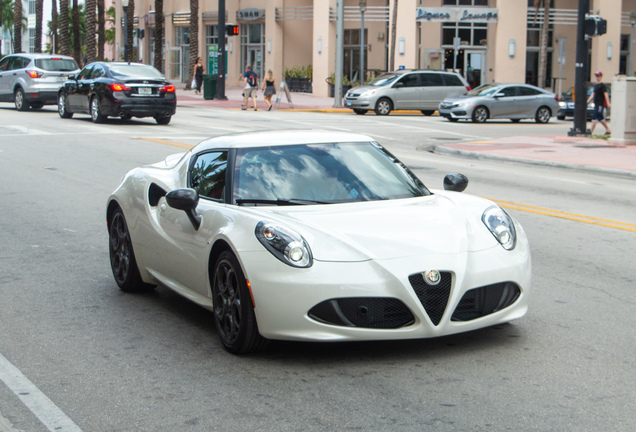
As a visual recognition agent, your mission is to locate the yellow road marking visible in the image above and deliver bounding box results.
[488,198,636,233]
[137,137,194,149]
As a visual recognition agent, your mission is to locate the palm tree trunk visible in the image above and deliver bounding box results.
[85,0,96,63]
[389,0,398,71]
[537,2,550,88]
[52,0,59,54]
[35,0,43,53]
[97,0,105,60]
[0,0,3,56]
[72,0,81,66]
[60,0,70,56]
[126,0,135,61]
[189,0,199,88]
[154,0,164,73]
[13,0,23,53]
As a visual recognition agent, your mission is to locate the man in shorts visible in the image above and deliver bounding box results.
[242,65,258,111]
[587,71,611,136]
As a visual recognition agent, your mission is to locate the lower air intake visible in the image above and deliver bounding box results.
[451,282,521,321]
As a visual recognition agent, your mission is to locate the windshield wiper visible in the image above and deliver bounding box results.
[235,198,329,206]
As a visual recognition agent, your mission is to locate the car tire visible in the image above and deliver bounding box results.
[353,109,367,115]
[374,98,392,116]
[421,110,435,116]
[120,113,133,121]
[471,106,489,123]
[90,96,106,123]
[212,250,269,354]
[108,208,156,293]
[447,117,458,122]
[58,93,73,118]
[535,106,551,124]
[155,115,172,125]
[511,119,521,123]
[14,88,29,111]
[557,115,565,120]
[30,103,44,110]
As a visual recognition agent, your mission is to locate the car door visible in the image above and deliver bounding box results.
[517,86,543,116]
[391,73,419,109]
[67,65,93,112]
[490,85,520,118]
[0,56,13,99]
[150,150,229,295]
[418,72,446,110]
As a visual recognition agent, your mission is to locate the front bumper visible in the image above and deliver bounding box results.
[438,105,472,120]
[344,96,374,110]
[240,235,531,342]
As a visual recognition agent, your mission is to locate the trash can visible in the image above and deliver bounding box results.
[203,74,217,100]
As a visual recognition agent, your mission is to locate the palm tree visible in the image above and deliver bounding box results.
[85,0,96,63]
[0,0,4,56]
[97,0,105,60]
[34,0,43,53]
[51,0,59,53]
[154,0,164,73]
[189,0,199,88]
[13,0,22,53]
[389,0,398,71]
[126,0,134,61]
[60,0,69,55]
[72,0,81,65]
[534,0,550,88]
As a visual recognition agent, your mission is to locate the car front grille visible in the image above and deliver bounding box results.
[451,282,521,321]
[408,272,452,326]
[308,297,415,329]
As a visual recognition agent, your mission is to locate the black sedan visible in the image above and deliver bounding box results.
[58,62,176,124]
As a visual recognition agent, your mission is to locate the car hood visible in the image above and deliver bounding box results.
[256,193,499,262]
[346,84,382,94]
[441,95,482,104]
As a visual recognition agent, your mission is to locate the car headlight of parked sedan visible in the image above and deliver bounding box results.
[482,206,517,250]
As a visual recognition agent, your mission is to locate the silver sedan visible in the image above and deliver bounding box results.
[438,83,560,124]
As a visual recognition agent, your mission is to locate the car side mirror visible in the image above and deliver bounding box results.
[443,173,469,192]
[166,188,201,230]
[393,81,405,88]
[493,93,504,98]
[67,74,76,80]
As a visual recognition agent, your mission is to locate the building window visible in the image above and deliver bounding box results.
[240,23,265,79]
[343,28,368,83]
[29,29,36,53]
[442,22,487,47]
[28,0,36,15]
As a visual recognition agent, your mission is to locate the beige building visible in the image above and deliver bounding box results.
[115,0,636,97]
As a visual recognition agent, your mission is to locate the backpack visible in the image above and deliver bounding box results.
[248,72,257,87]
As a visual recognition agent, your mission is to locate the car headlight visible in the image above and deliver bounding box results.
[482,206,517,250]
[559,101,566,108]
[255,221,313,268]
[360,89,376,97]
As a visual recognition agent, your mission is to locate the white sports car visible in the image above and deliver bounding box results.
[107,130,531,354]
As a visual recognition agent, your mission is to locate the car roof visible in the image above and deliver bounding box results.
[6,53,76,60]
[194,130,375,152]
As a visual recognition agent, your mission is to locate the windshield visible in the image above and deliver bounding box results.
[467,84,501,96]
[109,64,165,79]
[233,142,430,204]
[35,58,78,72]
[367,73,400,87]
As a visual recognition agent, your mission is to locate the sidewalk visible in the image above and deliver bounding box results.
[175,86,636,179]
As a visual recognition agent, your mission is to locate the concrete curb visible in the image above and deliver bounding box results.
[425,144,636,180]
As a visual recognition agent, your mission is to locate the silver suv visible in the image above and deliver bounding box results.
[0,53,79,111]
[344,69,470,116]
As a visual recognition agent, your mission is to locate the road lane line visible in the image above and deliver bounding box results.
[489,198,636,233]
[0,353,83,432]
[136,137,194,149]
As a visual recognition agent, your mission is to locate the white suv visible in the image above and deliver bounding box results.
[0,53,79,111]
[344,69,470,116]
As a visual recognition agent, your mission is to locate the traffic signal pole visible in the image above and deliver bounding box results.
[215,0,228,100]
[569,0,589,136]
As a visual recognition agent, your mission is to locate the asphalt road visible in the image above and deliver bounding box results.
[0,104,635,432]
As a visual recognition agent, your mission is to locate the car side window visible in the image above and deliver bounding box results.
[518,87,541,96]
[91,65,105,79]
[189,151,228,201]
[442,74,464,87]
[419,73,444,87]
[498,87,518,97]
[77,66,93,80]
[396,74,419,88]
[0,57,10,71]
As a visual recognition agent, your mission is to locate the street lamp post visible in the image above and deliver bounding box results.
[359,0,366,86]
[629,12,636,76]
[122,0,129,62]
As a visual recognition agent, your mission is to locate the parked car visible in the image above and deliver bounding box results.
[0,53,79,111]
[58,62,176,124]
[107,130,531,354]
[344,69,470,116]
[439,83,559,123]
[557,83,611,120]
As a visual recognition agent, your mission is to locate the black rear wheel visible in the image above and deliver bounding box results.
[155,115,172,125]
[14,88,29,111]
[58,93,73,118]
[90,96,107,123]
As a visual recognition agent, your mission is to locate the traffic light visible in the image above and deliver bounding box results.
[584,16,607,36]
[226,25,239,36]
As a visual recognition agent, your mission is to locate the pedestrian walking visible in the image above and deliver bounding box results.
[262,70,277,111]
[242,65,258,111]
[587,71,611,136]
[193,57,204,95]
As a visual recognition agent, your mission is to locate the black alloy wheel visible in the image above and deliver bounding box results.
[212,251,268,354]
[58,93,73,118]
[108,208,155,293]
[90,96,106,123]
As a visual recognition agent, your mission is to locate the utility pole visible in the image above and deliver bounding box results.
[215,0,228,100]
[334,0,344,107]
[569,0,589,136]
